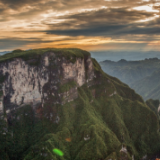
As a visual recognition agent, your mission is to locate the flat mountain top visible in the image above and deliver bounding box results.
[0,48,90,63]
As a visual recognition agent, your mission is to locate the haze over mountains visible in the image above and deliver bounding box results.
[100,58,160,100]
[0,51,11,56]
[0,50,33,56]
[91,51,160,62]
[132,70,160,100]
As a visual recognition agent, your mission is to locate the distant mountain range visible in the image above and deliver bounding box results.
[100,58,160,100]
[132,70,160,100]
[0,51,11,55]
[0,49,32,56]
[91,51,160,62]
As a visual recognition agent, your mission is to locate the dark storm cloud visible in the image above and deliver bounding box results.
[44,7,159,37]
[0,0,43,9]
[0,0,156,20]
[0,0,154,9]
[46,25,160,37]
[119,26,160,35]
[46,25,127,36]
[60,7,154,23]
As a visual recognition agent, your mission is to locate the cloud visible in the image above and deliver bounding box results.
[43,7,159,37]
[0,37,53,50]
[0,0,43,9]
[0,0,156,21]
[0,0,160,51]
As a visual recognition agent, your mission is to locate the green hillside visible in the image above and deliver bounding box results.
[100,58,160,100]
[0,49,160,160]
[146,99,160,121]
[131,70,160,100]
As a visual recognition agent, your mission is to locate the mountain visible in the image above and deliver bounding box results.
[0,48,160,160]
[0,51,11,56]
[100,58,160,86]
[146,99,160,120]
[91,51,160,62]
[99,58,160,100]
[131,70,160,100]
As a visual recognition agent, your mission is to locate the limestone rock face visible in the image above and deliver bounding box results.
[62,58,85,86]
[0,51,95,115]
[0,58,49,114]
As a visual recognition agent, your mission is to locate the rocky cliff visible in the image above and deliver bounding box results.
[0,49,94,117]
[0,48,160,160]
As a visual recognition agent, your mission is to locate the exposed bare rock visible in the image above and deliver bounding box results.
[0,51,95,116]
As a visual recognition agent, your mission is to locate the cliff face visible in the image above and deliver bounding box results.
[0,51,94,115]
[0,48,160,160]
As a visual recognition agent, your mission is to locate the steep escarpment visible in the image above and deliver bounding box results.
[0,48,94,117]
[0,48,160,160]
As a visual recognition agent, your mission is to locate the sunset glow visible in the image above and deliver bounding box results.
[0,0,160,52]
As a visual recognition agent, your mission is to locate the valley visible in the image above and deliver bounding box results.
[100,58,160,100]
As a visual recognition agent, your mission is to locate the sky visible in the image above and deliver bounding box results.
[0,0,160,52]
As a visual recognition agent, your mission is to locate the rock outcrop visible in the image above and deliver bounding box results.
[0,50,94,115]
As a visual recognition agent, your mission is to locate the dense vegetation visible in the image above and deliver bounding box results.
[100,58,160,86]
[0,49,160,160]
[100,58,160,100]
[59,81,77,93]
[131,70,160,100]
[146,99,160,121]
[0,48,90,65]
